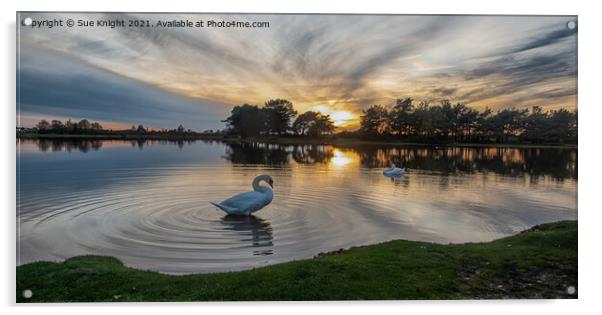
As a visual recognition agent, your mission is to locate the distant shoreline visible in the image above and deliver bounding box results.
[17,133,577,149]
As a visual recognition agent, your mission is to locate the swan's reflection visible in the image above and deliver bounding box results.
[383,172,404,181]
[221,215,274,255]
[383,173,411,188]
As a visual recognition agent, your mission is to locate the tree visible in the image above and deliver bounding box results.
[223,104,267,138]
[264,99,297,135]
[547,108,576,143]
[36,119,50,131]
[438,100,455,139]
[51,120,64,131]
[523,106,549,142]
[137,125,146,133]
[308,114,336,137]
[359,105,390,138]
[292,111,336,137]
[64,119,75,132]
[90,122,103,131]
[391,97,414,137]
[177,124,185,133]
[292,111,319,135]
[77,119,91,130]
[489,108,528,143]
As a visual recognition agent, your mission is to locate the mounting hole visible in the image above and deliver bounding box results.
[22,289,33,299]
[22,17,32,26]
[567,21,576,30]
[566,285,576,295]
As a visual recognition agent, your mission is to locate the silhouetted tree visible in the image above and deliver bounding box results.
[51,120,64,131]
[307,113,336,137]
[292,111,336,136]
[90,122,103,131]
[292,111,318,135]
[391,97,414,137]
[36,119,50,131]
[77,119,91,130]
[357,98,576,144]
[264,99,297,135]
[223,104,267,138]
[360,105,390,138]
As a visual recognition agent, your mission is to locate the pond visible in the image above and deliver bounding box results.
[17,139,577,274]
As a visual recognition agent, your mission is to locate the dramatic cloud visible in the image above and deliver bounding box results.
[18,48,229,130]
[17,13,577,129]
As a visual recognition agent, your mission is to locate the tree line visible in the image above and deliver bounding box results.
[25,97,577,145]
[27,119,199,136]
[358,98,577,144]
[223,99,335,138]
[34,119,104,134]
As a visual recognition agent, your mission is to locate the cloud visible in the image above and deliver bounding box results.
[18,13,578,128]
[509,27,577,54]
[18,47,229,130]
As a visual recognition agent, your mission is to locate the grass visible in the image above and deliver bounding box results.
[16,220,577,302]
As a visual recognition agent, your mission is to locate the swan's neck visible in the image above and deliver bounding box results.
[252,176,271,192]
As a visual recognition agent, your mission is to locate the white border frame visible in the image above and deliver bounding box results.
[3,1,600,314]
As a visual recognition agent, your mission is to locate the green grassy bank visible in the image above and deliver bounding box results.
[16,220,577,302]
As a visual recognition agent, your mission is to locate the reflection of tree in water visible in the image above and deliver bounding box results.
[131,139,146,150]
[222,142,575,180]
[35,139,103,153]
[291,145,334,164]
[221,215,273,256]
[223,142,335,165]
[31,139,575,180]
[222,142,290,165]
[128,139,196,150]
[356,146,577,180]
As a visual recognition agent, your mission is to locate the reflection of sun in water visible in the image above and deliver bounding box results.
[329,149,359,169]
[332,150,351,166]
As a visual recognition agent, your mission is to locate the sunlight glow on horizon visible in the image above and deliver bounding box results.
[309,104,359,129]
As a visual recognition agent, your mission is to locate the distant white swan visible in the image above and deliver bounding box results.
[210,175,274,216]
[383,164,405,177]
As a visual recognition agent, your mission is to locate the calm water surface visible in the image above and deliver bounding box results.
[17,139,577,274]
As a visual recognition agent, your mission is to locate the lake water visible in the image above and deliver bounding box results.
[17,139,577,274]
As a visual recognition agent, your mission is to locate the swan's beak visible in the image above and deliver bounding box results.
[268,180,274,188]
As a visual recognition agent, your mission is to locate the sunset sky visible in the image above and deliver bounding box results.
[17,13,577,130]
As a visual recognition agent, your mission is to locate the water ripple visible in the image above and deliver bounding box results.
[17,163,577,274]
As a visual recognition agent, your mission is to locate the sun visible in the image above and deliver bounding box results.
[309,105,357,128]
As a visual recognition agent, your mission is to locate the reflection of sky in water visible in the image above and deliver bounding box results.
[17,139,577,274]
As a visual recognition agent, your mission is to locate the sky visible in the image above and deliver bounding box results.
[17,13,577,130]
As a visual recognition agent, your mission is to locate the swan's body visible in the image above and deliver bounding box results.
[210,175,274,216]
[383,164,405,177]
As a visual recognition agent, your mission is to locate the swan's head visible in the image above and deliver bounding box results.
[253,174,274,189]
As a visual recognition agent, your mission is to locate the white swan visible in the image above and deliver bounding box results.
[383,164,405,177]
[210,175,274,216]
